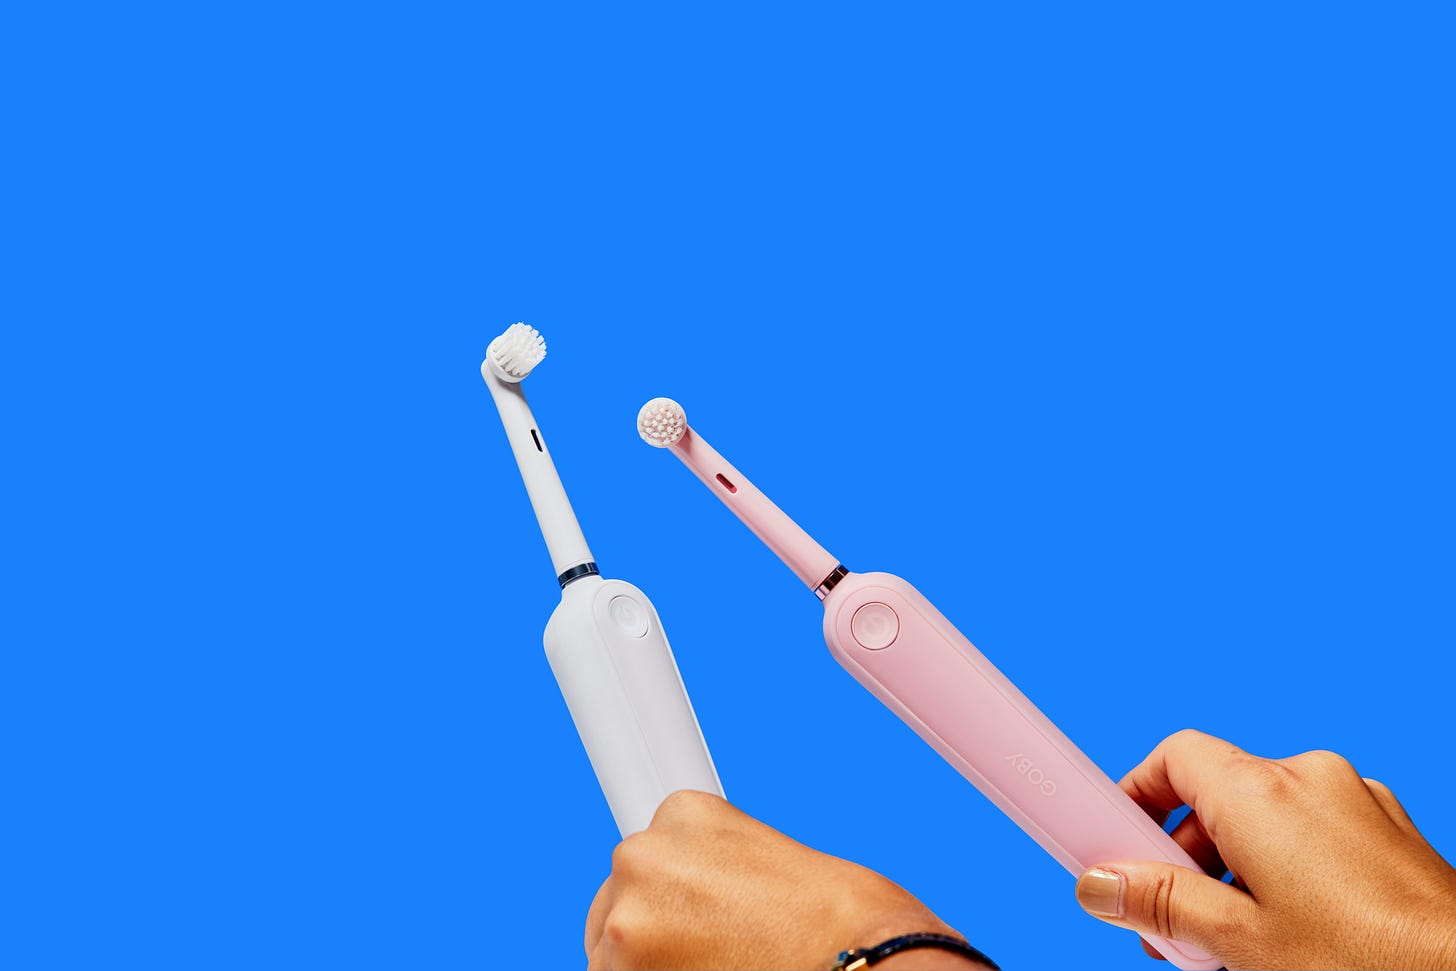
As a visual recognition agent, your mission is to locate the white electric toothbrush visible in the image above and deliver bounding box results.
[482,325,722,836]
[637,396,1219,971]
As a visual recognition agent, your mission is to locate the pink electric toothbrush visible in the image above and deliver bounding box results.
[636,397,1220,971]
[481,327,722,837]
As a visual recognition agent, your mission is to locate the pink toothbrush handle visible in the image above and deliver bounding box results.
[823,572,1221,970]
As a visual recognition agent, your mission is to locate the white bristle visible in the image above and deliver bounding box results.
[487,322,547,380]
[637,397,687,448]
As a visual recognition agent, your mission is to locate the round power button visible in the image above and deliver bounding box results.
[850,602,899,650]
[608,595,650,638]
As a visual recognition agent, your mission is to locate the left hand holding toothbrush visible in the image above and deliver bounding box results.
[585,790,994,971]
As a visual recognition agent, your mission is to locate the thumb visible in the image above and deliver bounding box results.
[1076,862,1255,953]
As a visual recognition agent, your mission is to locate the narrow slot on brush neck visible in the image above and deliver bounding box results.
[670,427,841,593]
[484,369,596,580]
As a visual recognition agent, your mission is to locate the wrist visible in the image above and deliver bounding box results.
[832,917,996,971]
[847,911,955,955]
[875,946,992,970]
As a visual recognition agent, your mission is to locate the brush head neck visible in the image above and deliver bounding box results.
[649,412,840,593]
[482,333,595,583]
[482,356,525,385]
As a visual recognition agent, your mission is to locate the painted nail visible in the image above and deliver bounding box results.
[1077,867,1125,918]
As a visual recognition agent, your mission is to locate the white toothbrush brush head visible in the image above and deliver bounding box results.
[637,398,687,447]
[484,322,547,383]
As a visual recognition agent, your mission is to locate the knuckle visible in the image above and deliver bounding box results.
[1363,776,1393,797]
[1292,749,1356,780]
[602,910,636,950]
[1141,868,1179,940]
[610,831,650,874]
[654,787,719,822]
[1165,728,1252,766]
[1233,756,1294,800]
[1165,728,1207,749]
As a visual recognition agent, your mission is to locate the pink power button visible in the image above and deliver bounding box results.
[850,602,900,650]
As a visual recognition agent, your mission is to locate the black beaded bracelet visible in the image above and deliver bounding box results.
[828,932,999,971]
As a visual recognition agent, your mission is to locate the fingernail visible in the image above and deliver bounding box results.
[1077,867,1125,918]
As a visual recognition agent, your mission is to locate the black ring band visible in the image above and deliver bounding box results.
[831,932,998,971]
[557,562,600,587]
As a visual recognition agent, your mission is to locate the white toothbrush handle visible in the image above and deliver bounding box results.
[544,576,724,836]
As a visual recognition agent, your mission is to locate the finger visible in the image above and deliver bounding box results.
[1136,801,1172,829]
[1166,811,1226,878]
[586,932,618,971]
[1364,778,1420,836]
[587,828,652,955]
[1076,861,1257,959]
[584,876,614,956]
[1119,730,1256,839]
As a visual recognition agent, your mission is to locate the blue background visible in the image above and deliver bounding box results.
[5,3,1454,968]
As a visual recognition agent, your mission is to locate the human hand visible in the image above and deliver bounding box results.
[585,790,993,970]
[1075,729,1456,969]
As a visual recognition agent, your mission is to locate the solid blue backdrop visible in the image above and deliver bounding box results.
[4,3,1453,968]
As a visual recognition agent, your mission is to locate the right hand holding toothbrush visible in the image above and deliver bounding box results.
[1076,729,1456,969]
